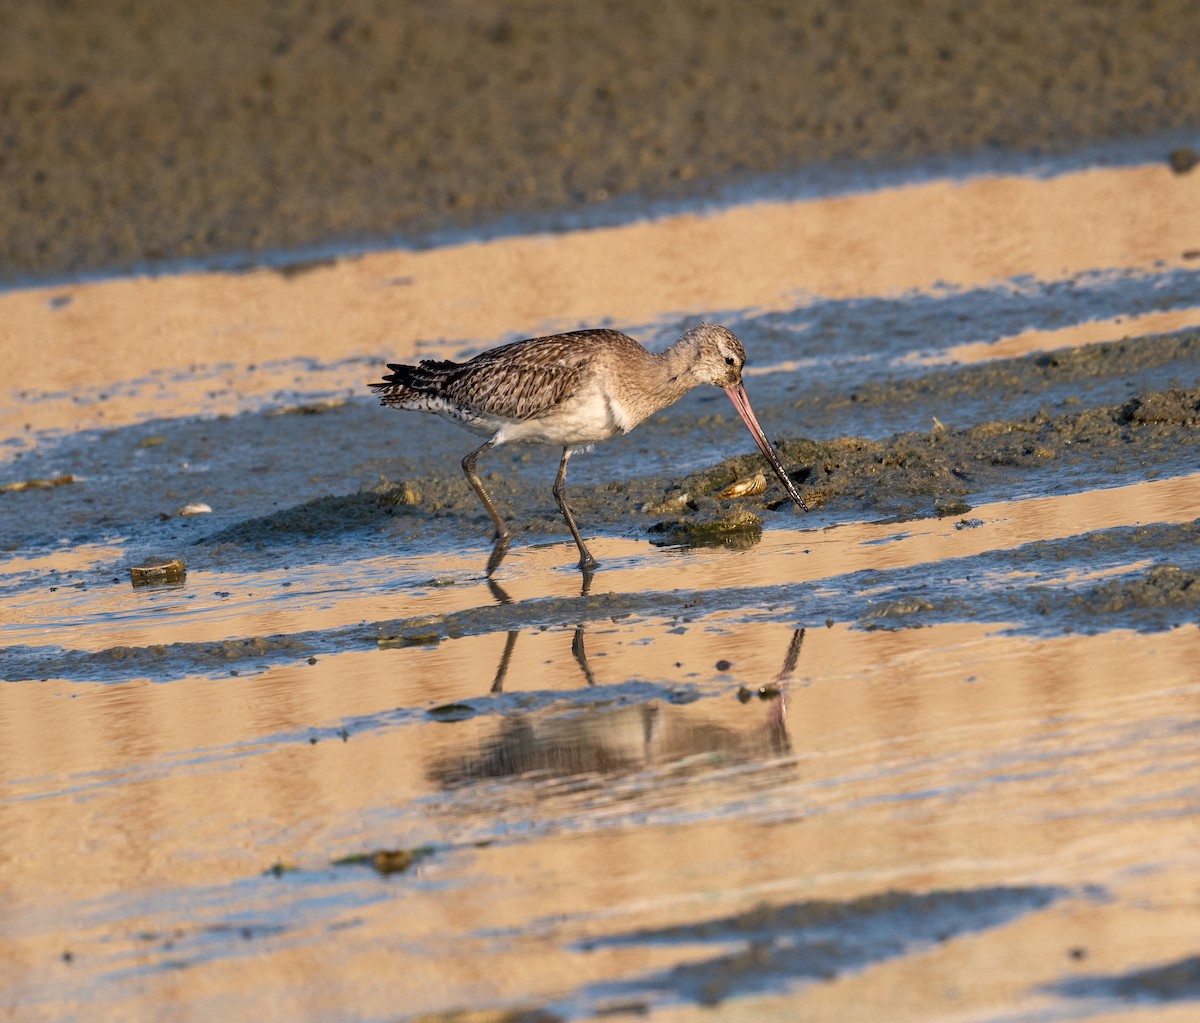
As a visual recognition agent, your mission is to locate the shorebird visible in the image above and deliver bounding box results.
[372,323,808,572]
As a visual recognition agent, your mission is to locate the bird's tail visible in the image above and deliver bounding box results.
[371,360,457,406]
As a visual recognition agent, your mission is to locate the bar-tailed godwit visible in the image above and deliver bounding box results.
[372,323,807,572]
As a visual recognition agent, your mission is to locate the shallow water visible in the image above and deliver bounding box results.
[3,152,1200,1021]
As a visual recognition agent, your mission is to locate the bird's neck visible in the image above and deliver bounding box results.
[632,338,705,420]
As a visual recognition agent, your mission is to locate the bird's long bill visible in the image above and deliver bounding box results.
[724,383,809,512]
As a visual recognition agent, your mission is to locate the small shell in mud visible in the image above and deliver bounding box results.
[371,477,420,506]
[130,557,186,586]
[177,502,212,516]
[718,472,766,499]
[388,485,420,506]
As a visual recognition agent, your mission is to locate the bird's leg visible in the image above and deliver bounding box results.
[485,535,511,577]
[571,625,597,686]
[553,446,598,571]
[462,439,510,543]
[490,630,519,693]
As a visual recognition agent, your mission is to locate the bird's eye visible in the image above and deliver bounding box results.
[724,356,735,366]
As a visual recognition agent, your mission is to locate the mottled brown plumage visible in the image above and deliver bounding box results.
[372,323,807,573]
[376,330,613,423]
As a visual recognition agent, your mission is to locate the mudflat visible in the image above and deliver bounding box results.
[3,0,1200,281]
[4,5,1200,1022]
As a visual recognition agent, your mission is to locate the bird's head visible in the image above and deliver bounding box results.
[679,323,747,388]
[677,322,810,513]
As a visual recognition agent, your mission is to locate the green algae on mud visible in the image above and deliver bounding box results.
[331,846,435,876]
[646,506,763,546]
[0,474,76,493]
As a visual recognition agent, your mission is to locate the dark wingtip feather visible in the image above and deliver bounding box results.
[371,362,412,397]
[375,362,417,390]
[372,357,463,401]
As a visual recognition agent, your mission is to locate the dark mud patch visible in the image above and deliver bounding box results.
[647,506,763,548]
[1049,952,1200,1003]
[916,549,1200,633]
[580,885,1069,1008]
[1,398,399,556]
[2,632,318,684]
[809,329,1200,423]
[1118,388,1200,426]
[670,384,1200,521]
[860,596,944,629]
[1077,564,1200,615]
[853,519,1200,634]
[411,1009,562,1023]
[199,478,426,547]
[190,465,596,562]
[995,519,1200,568]
[7,4,1200,281]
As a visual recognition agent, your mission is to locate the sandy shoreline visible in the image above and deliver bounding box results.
[3,1,1200,282]
[5,7,1200,1022]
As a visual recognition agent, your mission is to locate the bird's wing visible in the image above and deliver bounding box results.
[376,330,638,421]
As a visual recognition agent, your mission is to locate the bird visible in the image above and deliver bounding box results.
[371,322,808,573]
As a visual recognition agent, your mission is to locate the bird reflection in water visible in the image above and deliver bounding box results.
[426,609,806,788]
[485,571,596,692]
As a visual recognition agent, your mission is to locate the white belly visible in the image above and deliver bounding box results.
[495,383,635,447]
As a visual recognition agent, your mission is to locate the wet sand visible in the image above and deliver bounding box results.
[5,153,1200,1020]
[3,4,1200,1022]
